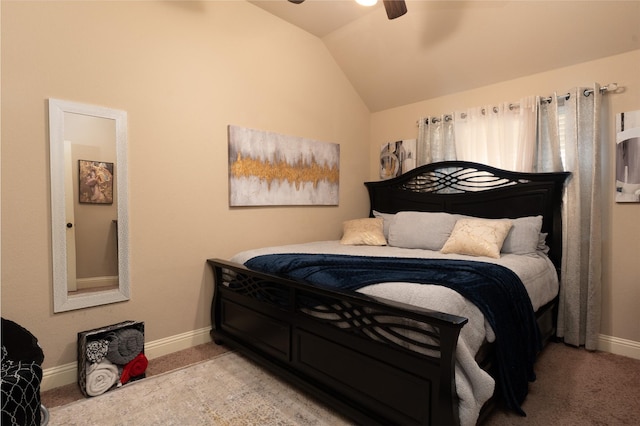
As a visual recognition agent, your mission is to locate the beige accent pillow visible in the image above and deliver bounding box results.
[441,218,513,258]
[340,218,387,246]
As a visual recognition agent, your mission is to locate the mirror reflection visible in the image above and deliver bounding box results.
[49,99,129,312]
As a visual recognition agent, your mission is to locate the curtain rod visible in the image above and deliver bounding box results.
[418,83,618,125]
[540,83,618,103]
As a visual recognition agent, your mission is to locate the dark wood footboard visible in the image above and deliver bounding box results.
[208,258,469,426]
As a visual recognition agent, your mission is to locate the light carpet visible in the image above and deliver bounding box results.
[48,352,351,425]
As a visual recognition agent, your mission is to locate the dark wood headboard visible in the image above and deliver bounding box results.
[364,161,570,269]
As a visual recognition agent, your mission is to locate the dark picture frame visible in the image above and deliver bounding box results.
[79,160,114,204]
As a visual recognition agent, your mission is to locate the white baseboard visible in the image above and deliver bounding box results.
[144,326,212,360]
[40,363,79,393]
[597,334,640,360]
[76,276,118,290]
[41,326,212,391]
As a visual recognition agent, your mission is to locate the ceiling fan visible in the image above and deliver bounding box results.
[287,0,408,20]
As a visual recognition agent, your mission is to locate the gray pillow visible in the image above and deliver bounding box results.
[537,232,550,254]
[388,211,458,250]
[372,210,396,239]
[501,215,543,255]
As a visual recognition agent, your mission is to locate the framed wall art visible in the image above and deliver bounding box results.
[228,125,339,206]
[380,139,416,179]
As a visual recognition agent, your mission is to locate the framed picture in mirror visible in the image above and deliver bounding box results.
[79,160,114,204]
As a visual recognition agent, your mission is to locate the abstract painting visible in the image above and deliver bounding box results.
[228,125,340,206]
[379,139,416,179]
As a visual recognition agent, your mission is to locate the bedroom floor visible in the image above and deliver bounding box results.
[42,341,640,425]
[41,341,230,409]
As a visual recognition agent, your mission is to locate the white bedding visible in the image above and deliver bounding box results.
[231,241,559,426]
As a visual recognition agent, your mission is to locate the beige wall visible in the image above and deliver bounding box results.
[370,50,640,347]
[1,1,371,369]
[2,1,638,378]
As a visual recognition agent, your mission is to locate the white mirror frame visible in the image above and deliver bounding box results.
[49,98,130,312]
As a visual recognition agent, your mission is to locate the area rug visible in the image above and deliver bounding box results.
[48,352,351,425]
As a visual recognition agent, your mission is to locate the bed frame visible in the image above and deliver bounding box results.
[207,161,569,425]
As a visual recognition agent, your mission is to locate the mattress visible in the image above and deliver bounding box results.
[231,240,559,311]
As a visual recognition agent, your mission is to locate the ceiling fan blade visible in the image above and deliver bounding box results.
[383,0,407,19]
[288,0,305,4]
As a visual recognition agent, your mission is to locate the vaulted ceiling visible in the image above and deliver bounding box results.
[250,1,640,112]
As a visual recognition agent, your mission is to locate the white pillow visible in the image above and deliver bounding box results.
[441,218,513,259]
[340,218,387,246]
[388,211,458,251]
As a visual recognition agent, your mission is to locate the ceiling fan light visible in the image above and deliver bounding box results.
[356,0,378,6]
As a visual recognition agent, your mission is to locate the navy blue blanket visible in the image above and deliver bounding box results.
[245,253,541,415]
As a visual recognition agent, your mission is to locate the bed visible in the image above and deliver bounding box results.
[207,161,569,426]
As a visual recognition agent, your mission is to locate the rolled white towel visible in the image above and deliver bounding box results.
[86,359,119,396]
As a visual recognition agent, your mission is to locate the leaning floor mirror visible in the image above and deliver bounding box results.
[49,98,130,312]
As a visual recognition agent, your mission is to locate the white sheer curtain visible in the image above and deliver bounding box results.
[416,115,456,166]
[537,84,603,350]
[454,96,538,172]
